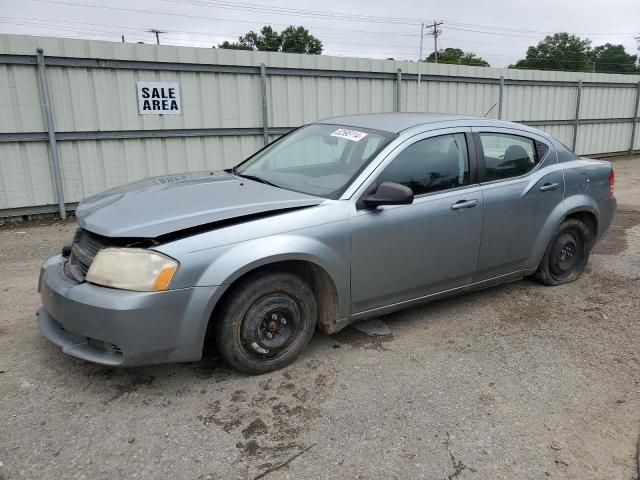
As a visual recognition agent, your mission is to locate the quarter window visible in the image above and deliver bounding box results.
[479,133,540,181]
[377,133,470,196]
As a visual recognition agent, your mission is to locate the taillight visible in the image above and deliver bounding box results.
[608,168,615,197]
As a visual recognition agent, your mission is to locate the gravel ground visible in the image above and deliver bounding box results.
[1,155,639,480]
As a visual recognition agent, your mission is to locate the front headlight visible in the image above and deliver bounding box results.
[86,248,178,292]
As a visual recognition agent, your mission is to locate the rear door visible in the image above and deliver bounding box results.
[349,128,484,314]
[472,127,564,281]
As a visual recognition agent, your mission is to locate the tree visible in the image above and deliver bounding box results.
[510,33,592,72]
[589,43,638,73]
[218,26,322,54]
[424,48,490,67]
[217,40,252,51]
[280,26,323,54]
[217,26,280,51]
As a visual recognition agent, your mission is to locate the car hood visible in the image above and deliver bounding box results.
[75,171,324,238]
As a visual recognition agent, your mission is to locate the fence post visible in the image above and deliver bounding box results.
[36,48,66,220]
[629,81,640,155]
[571,79,582,153]
[498,76,505,119]
[395,69,402,112]
[259,63,269,146]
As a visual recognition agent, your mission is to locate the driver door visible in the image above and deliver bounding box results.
[349,129,484,314]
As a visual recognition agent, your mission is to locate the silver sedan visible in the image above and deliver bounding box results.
[37,114,617,373]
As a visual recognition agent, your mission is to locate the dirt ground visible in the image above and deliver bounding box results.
[0,155,639,480]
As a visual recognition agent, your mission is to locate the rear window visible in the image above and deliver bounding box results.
[479,133,538,182]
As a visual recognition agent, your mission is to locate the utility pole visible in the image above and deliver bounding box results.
[419,22,425,62]
[636,36,640,68]
[417,21,424,112]
[426,20,443,63]
[148,28,166,45]
[121,35,125,43]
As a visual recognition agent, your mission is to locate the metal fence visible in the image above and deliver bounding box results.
[1,34,639,219]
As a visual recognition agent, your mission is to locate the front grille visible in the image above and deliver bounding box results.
[87,337,123,355]
[67,229,111,282]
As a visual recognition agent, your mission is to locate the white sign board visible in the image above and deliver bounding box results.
[137,81,181,115]
[330,128,368,142]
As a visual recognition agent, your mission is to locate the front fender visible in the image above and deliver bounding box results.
[187,226,351,320]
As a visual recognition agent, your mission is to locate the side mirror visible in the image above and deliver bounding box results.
[363,182,414,208]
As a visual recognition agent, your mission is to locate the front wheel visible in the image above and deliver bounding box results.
[214,271,317,374]
[533,218,593,286]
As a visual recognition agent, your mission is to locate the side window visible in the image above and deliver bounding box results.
[479,133,540,181]
[377,133,470,196]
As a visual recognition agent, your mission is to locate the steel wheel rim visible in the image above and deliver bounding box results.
[240,293,303,359]
[549,230,582,281]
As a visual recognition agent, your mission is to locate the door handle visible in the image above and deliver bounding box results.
[451,199,479,210]
[539,182,560,192]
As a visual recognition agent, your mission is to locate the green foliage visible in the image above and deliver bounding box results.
[510,33,591,71]
[217,40,252,51]
[510,33,638,73]
[218,26,322,54]
[590,43,638,73]
[280,26,323,54]
[424,48,490,67]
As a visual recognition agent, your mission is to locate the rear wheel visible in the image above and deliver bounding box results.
[533,218,593,286]
[214,270,317,374]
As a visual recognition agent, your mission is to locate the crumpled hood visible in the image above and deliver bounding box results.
[75,171,324,238]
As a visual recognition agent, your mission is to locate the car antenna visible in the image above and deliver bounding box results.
[483,103,497,117]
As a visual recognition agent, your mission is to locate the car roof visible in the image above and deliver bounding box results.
[316,113,541,135]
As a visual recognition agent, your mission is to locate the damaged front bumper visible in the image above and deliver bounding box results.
[37,254,224,366]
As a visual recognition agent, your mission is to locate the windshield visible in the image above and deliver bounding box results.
[234,124,396,198]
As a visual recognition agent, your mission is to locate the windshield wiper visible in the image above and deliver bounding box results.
[235,173,280,188]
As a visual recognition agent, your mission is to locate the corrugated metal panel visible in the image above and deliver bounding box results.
[504,86,576,121]
[0,64,45,133]
[57,135,263,203]
[404,81,501,117]
[580,87,637,119]
[2,34,640,214]
[536,125,574,148]
[46,68,262,132]
[575,123,633,155]
[268,76,395,126]
[0,142,55,208]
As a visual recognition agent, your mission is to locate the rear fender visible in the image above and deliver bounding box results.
[527,190,603,271]
[524,199,570,271]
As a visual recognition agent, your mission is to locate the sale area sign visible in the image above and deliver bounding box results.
[137,81,182,115]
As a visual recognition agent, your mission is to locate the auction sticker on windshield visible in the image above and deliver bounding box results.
[331,128,368,142]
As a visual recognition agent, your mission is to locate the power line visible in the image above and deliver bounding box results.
[29,0,423,36]
[2,21,636,67]
[444,20,637,37]
[4,3,638,69]
[0,16,553,53]
[161,0,640,38]
[161,0,419,25]
[0,16,417,41]
[30,0,638,39]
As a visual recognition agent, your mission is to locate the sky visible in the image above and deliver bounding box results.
[1,0,639,68]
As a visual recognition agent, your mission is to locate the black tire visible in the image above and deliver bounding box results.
[533,218,593,286]
[214,270,317,374]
